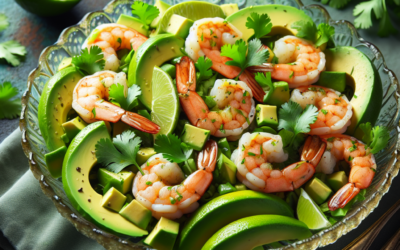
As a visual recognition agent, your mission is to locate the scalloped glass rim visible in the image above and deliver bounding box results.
[19,0,400,249]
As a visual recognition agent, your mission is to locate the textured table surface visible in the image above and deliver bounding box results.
[0,0,400,249]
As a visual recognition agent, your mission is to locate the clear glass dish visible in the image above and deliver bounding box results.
[19,0,400,249]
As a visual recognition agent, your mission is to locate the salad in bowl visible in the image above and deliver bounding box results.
[28,0,395,249]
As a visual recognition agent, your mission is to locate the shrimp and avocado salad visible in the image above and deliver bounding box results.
[37,1,390,249]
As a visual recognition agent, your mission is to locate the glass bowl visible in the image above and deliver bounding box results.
[19,0,400,249]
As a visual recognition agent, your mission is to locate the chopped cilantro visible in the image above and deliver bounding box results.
[248,152,256,156]
[146,181,152,185]
[92,108,96,118]
[241,158,245,164]
[321,109,328,115]
[0,82,21,119]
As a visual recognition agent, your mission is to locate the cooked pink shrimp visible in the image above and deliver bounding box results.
[315,134,376,211]
[72,71,160,133]
[185,18,266,102]
[83,24,148,71]
[132,141,218,219]
[231,133,326,193]
[176,57,256,140]
[290,86,352,135]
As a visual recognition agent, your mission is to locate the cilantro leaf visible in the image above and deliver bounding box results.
[359,122,373,145]
[245,12,272,39]
[378,0,397,36]
[353,0,383,29]
[197,72,218,96]
[131,1,160,29]
[291,20,317,42]
[359,122,390,154]
[71,46,104,75]
[0,40,27,67]
[0,14,9,32]
[0,82,21,119]
[315,23,335,47]
[195,56,213,82]
[154,134,193,164]
[255,72,273,90]
[278,101,318,143]
[247,39,270,68]
[95,130,142,174]
[109,84,141,111]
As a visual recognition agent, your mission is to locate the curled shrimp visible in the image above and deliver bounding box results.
[185,18,266,102]
[231,133,325,193]
[132,140,218,219]
[83,24,148,71]
[176,56,256,140]
[72,71,160,134]
[290,86,353,135]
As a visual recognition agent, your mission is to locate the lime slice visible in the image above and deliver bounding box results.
[154,1,225,35]
[297,188,332,230]
[151,66,179,135]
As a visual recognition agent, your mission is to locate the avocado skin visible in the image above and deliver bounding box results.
[202,215,312,250]
[178,190,293,250]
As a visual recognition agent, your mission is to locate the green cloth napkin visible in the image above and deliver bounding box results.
[0,129,105,250]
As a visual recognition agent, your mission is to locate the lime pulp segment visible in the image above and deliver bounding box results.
[297,188,332,230]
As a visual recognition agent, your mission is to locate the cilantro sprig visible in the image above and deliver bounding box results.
[95,130,143,174]
[220,39,269,78]
[0,82,21,119]
[154,134,193,164]
[0,40,27,67]
[195,56,213,82]
[131,1,160,30]
[291,21,335,47]
[108,84,141,111]
[71,46,104,75]
[359,122,390,154]
[245,12,272,39]
[0,14,9,32]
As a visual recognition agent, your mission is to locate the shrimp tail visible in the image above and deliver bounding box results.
[179,91,209,126]
[301,135,326,166]
[176,56,196,94]
[328,183,360,211]
[197,140,218,172]
[121,111,160,134]
[238,70,265,103]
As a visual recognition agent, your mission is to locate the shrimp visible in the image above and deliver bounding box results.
[316,134,377,211]
[290,86,353,135]
[176,56,256,140]
[72,71,160,133]
[185,18,266,103]
[83,24,148,71]
[132,140,218,219]
[231,133,326,193]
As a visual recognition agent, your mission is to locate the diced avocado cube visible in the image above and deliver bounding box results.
[317,71,346,92]
[235,184,247,191]
[58,57,72,71]
[117,14,149,36]
[160,63,176,78]
[62,117,88,142]
[252,126,277,134]
[214,153,237,185]
[181,124,210,151]
[314,172,327,183]
[150,0,171,28]
[218,138,232,158]
[256,104,278,129]
[136,147,156,166]
[101,187,127,212]
[165,14,194,39]
[327,171,348,191]
[221,3,239,16]
[263,81,290,106]
[60,133,69,144]
[144,217,179,250]
[304,177,332,205]
[126,193,134,203]
[119,199,152,229]
[45,146,67,178]
[98,169,134,194]
[218,183,237,195]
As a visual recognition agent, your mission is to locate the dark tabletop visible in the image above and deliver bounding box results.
[0,0,400,249]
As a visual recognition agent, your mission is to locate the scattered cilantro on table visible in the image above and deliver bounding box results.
[0,14,9,32]
[0,82,21,119]
[0,41,27,67]
[131,1,160,30]
[359,122,390,154]
[108,84,141,111]
[95,130,144,175]
[245,12,272,39]
[71,45,104,75]
[154,133,193,164]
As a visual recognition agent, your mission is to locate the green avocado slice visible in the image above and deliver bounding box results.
[62,121,147,237]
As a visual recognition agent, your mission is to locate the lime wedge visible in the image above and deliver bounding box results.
[153,1,225,35]
[297,188,332,230]
[151,66,179,135]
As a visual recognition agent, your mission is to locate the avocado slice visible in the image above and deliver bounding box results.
[203,215,312,250]
[226,5,313,41]
[98,168,134,194]
[327,171,348,191]
[324,47,382,137]
[117,14,149,37]
[256,104,278,129]
[128,34,184,109]
[317,71,347,92]
[178,190,293,250]
[44,146,67,178]
[119,199,152,229]
[150,0,171,28]
[165,14,194,39]
[304,177,332,205]
[181,124,210,151]
[144,217,179,250]
[62,116,87,142]
[101,187,127,212]
[62,121,147,236]
[58,57,72,71]
[264,81,290,106]
[221,3,239,16]
[214,153,237,185]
